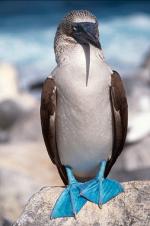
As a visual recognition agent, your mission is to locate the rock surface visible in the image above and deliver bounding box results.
[13,181,150,226]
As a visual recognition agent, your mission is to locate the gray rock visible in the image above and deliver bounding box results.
[0,130,10,143]
[0,216,12,226]
[13,181,150,226]
[10,108,41,142]
[0,168,40,224]
[0,100,22,130]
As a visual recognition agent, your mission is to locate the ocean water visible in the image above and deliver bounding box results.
[0,1,150,88]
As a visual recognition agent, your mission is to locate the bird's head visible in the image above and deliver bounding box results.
[54,10,101,62]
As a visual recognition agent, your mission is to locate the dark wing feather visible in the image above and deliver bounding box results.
[40,77,68,184]
[104,70,128,177]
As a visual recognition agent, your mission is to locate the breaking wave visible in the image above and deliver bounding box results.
[0,13,150,87]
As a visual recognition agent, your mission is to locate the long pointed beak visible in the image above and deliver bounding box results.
[83,29,101,49]
[72,22,101,49]
[72,22,101,87]
[80,23,100,86]
[85,45,90,87]
[82,44,90,87]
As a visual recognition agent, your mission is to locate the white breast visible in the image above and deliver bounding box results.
[54,45,113,179]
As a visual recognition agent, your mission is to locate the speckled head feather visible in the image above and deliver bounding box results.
[54,10,99,63]
[62,10,98,34]
[64,10,97,22]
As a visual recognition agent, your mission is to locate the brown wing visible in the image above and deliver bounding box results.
[40,77,68,184]
[104,70,128,177]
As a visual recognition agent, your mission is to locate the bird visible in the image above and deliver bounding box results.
[40,10,128,219]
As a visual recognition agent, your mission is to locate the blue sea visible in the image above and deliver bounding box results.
[0,1,150,89]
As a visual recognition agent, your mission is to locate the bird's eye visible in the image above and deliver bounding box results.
[72,26,78,32]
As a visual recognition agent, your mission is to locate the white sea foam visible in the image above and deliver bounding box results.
[0,14,150,86]
[100,14,150,75]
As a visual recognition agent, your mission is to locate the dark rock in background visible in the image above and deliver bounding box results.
[0,217,12,226]
[0,100,22,130]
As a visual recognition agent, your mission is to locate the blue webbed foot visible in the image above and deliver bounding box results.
[50,166,87,219]
[80,161,124,207]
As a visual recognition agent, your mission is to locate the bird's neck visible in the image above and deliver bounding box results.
[55,42,104,68]
[54,31,104,66]
[54,31,76,65]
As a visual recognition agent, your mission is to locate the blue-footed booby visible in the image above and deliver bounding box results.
[40,10,128,219]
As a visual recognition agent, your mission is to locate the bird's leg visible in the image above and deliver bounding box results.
[50,166,87,219]
[80,160,124,206]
